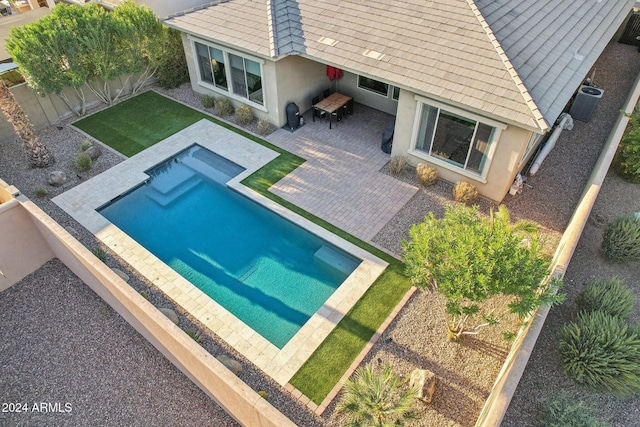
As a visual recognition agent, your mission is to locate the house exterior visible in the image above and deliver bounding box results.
[163,0,634,202]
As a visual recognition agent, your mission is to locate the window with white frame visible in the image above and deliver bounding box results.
[357,75,400,102]
[194,41,263,105]
[414,102,499,175]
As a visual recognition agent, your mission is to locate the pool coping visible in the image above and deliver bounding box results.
[52,119,388,385]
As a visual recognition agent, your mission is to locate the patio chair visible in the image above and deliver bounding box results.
[312,96,326,122]
[342,98,354,118]
[331,106,343,125]
[323,88,331,99]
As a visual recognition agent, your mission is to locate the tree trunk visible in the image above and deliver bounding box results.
[0,79,54,168]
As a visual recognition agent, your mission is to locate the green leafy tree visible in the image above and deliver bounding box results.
[403,204,563,341]
[613,111,640,183]
[6,2,164,114]
[156,27,189,89]
[337,362,419,427]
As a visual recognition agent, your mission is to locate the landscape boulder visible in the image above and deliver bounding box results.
[83,144,102,160]
[216,355,242,375]
[47,171,67,186]
[158,308,179,325]
[410,369,436,404]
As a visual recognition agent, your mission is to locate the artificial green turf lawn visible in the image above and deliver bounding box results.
[74,91,210,157]
[77,90,412,404]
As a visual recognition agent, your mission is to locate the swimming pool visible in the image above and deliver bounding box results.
[98,144,361,349]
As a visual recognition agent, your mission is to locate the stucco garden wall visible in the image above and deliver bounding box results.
[0,184,296,427]
[0,75,146,144]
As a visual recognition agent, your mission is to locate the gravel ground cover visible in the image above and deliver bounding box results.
[501,171,640,427]
[0,41,638,427]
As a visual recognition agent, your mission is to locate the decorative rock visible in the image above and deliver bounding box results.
[47,171,67,186]
[158,308,179,325]
[83,144,102,160]
[216,355,242,375]
[410,369,436,404]
[111,268,129,283]
[64,226,80,240]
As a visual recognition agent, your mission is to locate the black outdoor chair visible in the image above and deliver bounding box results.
[342,98,354,117]
[331,106,343,125]
[323,88,331,99]
[312,96,326,122]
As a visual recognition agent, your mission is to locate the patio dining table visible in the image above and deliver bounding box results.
[313,92,352,129]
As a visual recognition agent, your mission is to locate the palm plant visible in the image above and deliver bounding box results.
[0,78,53,167]
[337,362,419,427]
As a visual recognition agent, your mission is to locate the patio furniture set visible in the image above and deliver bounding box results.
[312,91,354,129]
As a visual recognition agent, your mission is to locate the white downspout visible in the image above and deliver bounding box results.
[529,113,573,175]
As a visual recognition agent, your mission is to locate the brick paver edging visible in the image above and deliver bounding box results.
[285,286,418,415]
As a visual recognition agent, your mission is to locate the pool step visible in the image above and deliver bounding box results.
[182,150,244,185]
[146,175,202,207]
[148,163,196,194]
[314,246,359,276]
[238,264,259,283]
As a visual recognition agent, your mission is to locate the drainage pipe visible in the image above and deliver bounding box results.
[529,113,573,175]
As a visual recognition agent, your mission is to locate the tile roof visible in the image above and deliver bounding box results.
[164,0,634,132]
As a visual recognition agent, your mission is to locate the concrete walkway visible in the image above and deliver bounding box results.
[266,105,418,242]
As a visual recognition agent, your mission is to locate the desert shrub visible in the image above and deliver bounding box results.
[258,390,268,400]
[139,290,148,300]
[452,181,478,204]
[416,163,437,186]
[575,277,636,319]
[613,112,640,183]
[75,153,92,172]
[257,118,272,136]
[185,329,202,344]
[214,97,233,117]
[235,105,253,126]
[80,140,92,151]
[559,310,640,395]
[388,156,407,177]
[91,247,107,262]
[537,393,608,427]
[34,188,48,198]
[201,94,215,109]
[156,28,189,89]
[601,213,640,261]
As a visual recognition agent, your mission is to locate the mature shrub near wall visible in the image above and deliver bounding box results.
[559,310,640,396]
[613,112,640,183]
[453,181,478,204]
[601,213,640,261]
[201,95,215,109]
[235,105,253,126]
[388,156,407,177]
[257,119,272,136]
[537,393,608,427]
[575,277,636,319]
[416,163,437,186]
[156,28,189,89]
[215,98,233,117]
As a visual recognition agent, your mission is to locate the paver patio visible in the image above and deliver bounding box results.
[267,105,418,242]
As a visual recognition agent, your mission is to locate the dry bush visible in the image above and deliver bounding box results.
[235,105,253,126]
[214,97,233,117]
[416,163,438,186]
[389,156,408,177]
[453,181,478,204]
[257,119,272,136]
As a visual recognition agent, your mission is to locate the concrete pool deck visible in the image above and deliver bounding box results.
[52,119,388,385]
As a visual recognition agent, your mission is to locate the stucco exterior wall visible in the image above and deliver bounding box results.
[392,89,532,202]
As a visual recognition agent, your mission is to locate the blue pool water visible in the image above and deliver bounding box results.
[98,145,360,348]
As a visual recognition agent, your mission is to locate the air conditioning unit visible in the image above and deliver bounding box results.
[569,85,604,122]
